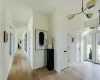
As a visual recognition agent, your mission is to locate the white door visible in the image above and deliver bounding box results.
[96,33,100,63]
[61,29,69,70]
[76,33,81,63]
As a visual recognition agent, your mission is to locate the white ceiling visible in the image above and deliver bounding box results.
[5,0,100,38]
[7,0,82,13]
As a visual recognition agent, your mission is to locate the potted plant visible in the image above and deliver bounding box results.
[89,48,92,59]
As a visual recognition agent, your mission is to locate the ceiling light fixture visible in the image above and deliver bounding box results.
[67,0,96,20]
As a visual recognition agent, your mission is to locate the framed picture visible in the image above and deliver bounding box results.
[72,37,74,42]
[4,31,8,42]
[35,29,48,50]
[24,33,27,52]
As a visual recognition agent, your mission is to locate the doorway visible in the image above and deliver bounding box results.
[86,34,93,61]
[76,33,81,63]
[96,33,100,63]
[85,31,100,63]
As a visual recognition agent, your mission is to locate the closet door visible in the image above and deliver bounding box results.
[61,29,69,70]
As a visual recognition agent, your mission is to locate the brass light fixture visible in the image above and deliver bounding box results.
[67,0,96,20]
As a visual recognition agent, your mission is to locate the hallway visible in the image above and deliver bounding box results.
[7,49,34,80]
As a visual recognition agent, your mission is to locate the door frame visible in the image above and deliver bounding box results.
[84,31,100,63]
[27,31,31,63]
[85,34,94,62]
[95,33,100,64]
[9,31,13,55]
[76,32,81,63]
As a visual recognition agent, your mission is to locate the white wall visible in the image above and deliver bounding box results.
[67,14,84,65]
[21,10,84,72]
[0,3,17,80]
[22,29,28,55]
[33,12,49,69]
[0,0,3,79]
[1,8,12,80]
[21,12,49,69]
[48,11,84,72]
[50,12,68,72]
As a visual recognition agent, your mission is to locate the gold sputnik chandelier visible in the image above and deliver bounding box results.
[67,0,96,19]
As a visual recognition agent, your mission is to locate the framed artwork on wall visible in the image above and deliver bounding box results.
[35,29,48,50]
[4,31,8,42]
[72,37,74,42]
[24,33,27,52]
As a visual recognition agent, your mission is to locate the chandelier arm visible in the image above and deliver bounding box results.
[83,11,87,14]
[83,7,88,12]
[74,11,83,16]
[82,7,88,15]
[82,0,84,11]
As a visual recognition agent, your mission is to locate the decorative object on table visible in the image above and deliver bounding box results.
[90,27,95,29]
[67,0,97,19]
[52,38,54,49]
[47,44,52,49]
[89,48,92,60]
[35,29,48,50]
[4,31,8,42]
[47,49,54,70]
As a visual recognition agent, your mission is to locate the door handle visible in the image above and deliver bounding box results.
[64,51,67,52]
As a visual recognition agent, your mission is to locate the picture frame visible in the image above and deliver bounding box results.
[72,37,74,42]
[35,29,48,50]
[4,31,8,42]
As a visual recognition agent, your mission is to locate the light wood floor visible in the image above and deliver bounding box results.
[8,50,100,80]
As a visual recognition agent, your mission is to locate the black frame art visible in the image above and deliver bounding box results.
[4,31,8,42]
[35,29,48,50]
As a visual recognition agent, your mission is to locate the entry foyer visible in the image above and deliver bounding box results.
[0,0,100,80]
